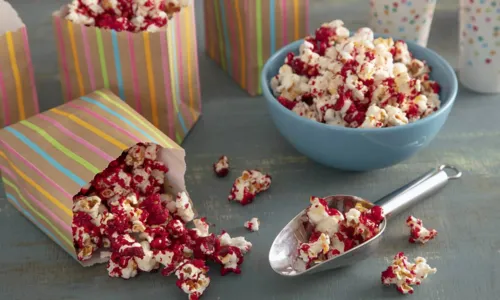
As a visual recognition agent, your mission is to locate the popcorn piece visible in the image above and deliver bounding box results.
[193,218,210,237]
[215,246,244,275]
[228,170,272,205]
[175,192,195,223]
[213,155,229,177]
[175,259,211,300]
[66,0,189,32]
[306,196,344,237]
[270,20,441,128]
[218,232,252,254]
[296,196,384,269]
[298,232,330,265]
[406,216,438,244]
[381,252,437,295]
[244,217,260,232]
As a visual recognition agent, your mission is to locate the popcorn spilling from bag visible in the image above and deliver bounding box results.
[270,19,441,128]
[297,197,384,268]
[72,142,252,299]
[228,170,272,205]
[66,0,190,32]
[381,252,437,295]
[406,216,438,244]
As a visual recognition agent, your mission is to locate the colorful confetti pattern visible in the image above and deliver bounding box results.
[459,0,500,92]
[369,0,436,47]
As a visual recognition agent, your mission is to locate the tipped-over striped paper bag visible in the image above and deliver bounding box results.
[0,89,187,265]
[0,0,39,127]
[52,1,201,144]
[204,0,310,96]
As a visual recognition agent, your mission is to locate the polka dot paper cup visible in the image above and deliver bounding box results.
[459,0,500,93]
[369,0,437,47]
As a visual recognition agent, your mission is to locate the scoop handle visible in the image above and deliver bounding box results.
[375,165,462,219]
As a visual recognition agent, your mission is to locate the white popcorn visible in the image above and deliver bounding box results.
[107,257,138,279]
[360,105,388,128]
[175,192,195,223]
[218,232,252,254]
[406,216,438,244]
[385,105,409,126]
[307,197,344,237]
[193,218,210,237]
[382,252,437,295]
[73,195,102,223]
[134,241,159,272]
[175,260,210,300]
[270,21,441,129]
[244,217,260,232]
[298,233,330,262]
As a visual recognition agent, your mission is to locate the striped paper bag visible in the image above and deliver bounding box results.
[0,89,187,265]
[52,2,201,145]
[204,0,310,96]
[0,0,39,127]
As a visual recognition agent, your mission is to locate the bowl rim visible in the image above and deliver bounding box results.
[261,37,458,133]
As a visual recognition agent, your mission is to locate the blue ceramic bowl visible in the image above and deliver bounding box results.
[261,39,458,171]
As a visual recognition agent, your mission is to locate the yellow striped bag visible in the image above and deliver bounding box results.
[204,0,310,96]
[0,0,39,127]
[52,1,201,145]
[0,89,187,265]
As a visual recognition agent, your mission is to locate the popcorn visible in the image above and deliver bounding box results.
[175,259,211,300]
[71,142,253,299]
[218,232,252,254]
[271,20,441,128]
[175,191,195,223]
[298,232,330,265]
[228,170,272,205]
[244,217,260,232]
[296,196,384,268]
[381,252,437,295]
[213,155,229,177]
[66,0,189,32]
[406,216,438,244]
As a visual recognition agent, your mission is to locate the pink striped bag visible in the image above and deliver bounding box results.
[0,0,39,127]
[52,2,201,144]
[204,0,310,96]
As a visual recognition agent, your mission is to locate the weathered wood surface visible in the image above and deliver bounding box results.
[1,1,499,299]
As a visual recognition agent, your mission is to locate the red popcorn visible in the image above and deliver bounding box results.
[175,259,211,300]
[213,155,229,177]
[244,217,260,232]
[297,197,384,269]
[66,0,189,33]
[270,20,442,128]
[406,216,438,244]
[228,170,272,205]
[71,142,252,299]
[381,252,437,295]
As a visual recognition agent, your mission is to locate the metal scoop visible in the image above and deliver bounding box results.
[269,164,462,277]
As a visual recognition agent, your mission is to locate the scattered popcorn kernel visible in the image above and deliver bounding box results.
[244,217,260,232]
[228,170,272,205]
[213,155,229,177]
[381,252,437,295]
[406,216,438,244]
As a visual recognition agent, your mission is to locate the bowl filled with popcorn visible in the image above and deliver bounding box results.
[261,20,458,171]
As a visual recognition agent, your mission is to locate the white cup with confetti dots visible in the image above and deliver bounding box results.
[459,0,500,93]
[369,0,437,47]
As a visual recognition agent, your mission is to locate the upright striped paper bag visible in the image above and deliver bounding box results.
[204,0,310,96]
[0,0,39,127]
[52,2,201,145]
[0,89,187,265]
